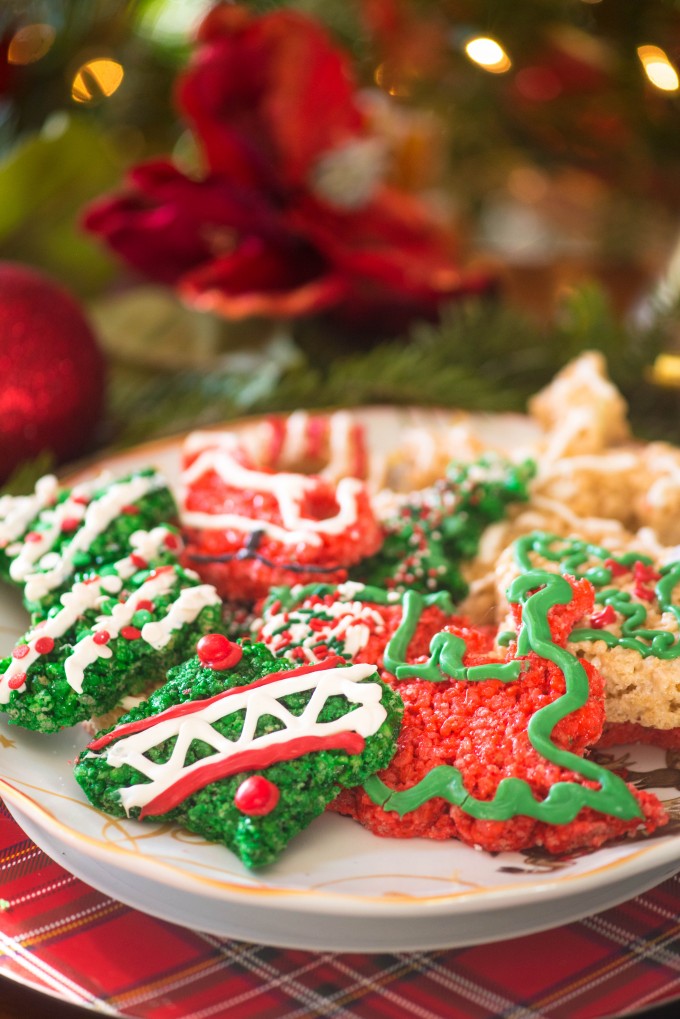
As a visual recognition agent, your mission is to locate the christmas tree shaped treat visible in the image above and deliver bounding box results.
[75,637,403,869]
[351,455,535,600]
[0,527,223,733]
[0,468,177,615]
[334,569,667,855]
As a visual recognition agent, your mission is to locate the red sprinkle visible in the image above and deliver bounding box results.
[604,558,629,578]
[163,532,181,550]
[61,517,81,533]
[93,631,111,645]
[120,626,142,641]
[34,636,55,655]
[196,633,243,671]
[12,645,29,659]
[25,531,42,543]
[121,505,139,515]
[8,673,26,690]
[234,776,280,816]
[590,605,617,629]
[71,495,89,506]
[135,600,154,613]
[130,554,148,570]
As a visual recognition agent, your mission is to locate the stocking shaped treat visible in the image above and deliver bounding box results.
[332,569,667,855]
[0,469,177,615]
[180,431,382,602]
[253,580,463,678]
[75,640,403,868]
[0,529,222,732]
[351,455,535,600]
[500,531,680,749]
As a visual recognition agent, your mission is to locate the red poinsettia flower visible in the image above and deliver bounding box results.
[83,4,489,332]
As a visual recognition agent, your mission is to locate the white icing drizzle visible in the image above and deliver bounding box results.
[10,473,164,603]
[141,586,221,650]
[0,475,59,547]
[96,662,385,814]
[181,447,363,545]
[0,527,202,703]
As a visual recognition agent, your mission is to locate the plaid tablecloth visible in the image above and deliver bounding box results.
[1,802,679,1019]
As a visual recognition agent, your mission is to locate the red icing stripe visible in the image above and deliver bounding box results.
[138,731,365,818]
[88,655,348,751]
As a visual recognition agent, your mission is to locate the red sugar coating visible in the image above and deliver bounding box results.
[182,458,381,602]
[597,722,680,752]
[331,584,667,854]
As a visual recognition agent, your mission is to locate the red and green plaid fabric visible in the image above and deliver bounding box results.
[1,800,679,1019]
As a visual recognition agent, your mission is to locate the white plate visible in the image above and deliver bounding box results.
[2,408,680,952]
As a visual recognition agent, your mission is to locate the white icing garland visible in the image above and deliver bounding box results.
[8,472,166,603]
[95,662,385,814]
[0,527,219,702]
[0,475,59,548]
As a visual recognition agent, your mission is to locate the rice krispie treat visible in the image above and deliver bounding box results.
[180,431,381,603]
[0,528,222,732]
[0,468,177,615]
[332,569,666,854]
[253,580,460,678]
[351,455,535,601]
[495,530,680,747]
[75,639,403,869]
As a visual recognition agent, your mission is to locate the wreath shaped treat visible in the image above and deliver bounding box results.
[0,468,177,616]
[75,639,403,869]
[0,527,223,733]
[331,570,667,855]
[350,455,535,600]
[180,430,381,602]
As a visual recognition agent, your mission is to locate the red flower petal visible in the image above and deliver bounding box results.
[180,236,347,319]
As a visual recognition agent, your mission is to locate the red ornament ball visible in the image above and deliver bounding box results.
[0,262,106,483]
[234,776,280,816]
[196,633,243,670]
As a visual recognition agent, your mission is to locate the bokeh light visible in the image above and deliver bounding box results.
[71,58,125,104]
[637,44,680,92]
[7,24,56,65]
[464,37,512,74]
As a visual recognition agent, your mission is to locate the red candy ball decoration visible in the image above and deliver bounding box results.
[0,262,106,483]
[196,633,243,670]
[234,776,280,816]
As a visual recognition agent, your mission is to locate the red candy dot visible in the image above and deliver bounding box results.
[12,644,29,659]
[164,532,181,550]
[8,673,26,690]
[121,504,139,515]
[93,630,111,645]
[234,776,280,816]
[25,531,42,543]
[34,636,55,655]
[61,517,81,533]
[196,633,243,671]
[71,495,89,506]
[130,554,148,570]
[120,626,142,641]
[135,600,154,613]
[591,605,616,629]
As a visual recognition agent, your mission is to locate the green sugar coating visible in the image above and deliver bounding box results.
[1,469,178,615]
[75,643,404,869]
[1,565,224,733]
[352,456,535,600]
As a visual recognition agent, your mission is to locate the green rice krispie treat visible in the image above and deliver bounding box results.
[0,468,177,615]
[75,638,403,869]
[351,455,535,600]
[0,527,223,733]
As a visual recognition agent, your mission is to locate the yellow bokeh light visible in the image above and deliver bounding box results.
[7,24,55,65]
[637,44,680,92]
[71,58,124,104]
[464,37,512,74]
